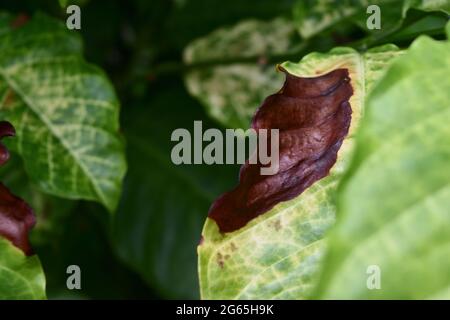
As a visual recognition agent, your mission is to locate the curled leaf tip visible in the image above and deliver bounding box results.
[208,69,353,233]
[0,184,36,255]
[0,121,36,256]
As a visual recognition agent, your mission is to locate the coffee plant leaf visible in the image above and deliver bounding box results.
[198,44,403,299]
[315,26,450,299]
[0,13,126,212]
[183,18,302,129]
[0,238,46,299]
[293,0,450,40]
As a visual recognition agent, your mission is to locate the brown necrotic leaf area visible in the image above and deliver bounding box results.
[208,68,353,233]
[0,121,36,255]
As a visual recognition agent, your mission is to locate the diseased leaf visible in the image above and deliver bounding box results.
[315,26,450,299]
[0,13,126,212]
[0,121,35,256]
[184,18,302,129]
[0,238,46,299]
[0,121,45,299]
[209,69,352,233]
[293,0,450,40]
[179,2,449,132]
[0,180,35,256]
[198,44,402,299]
[281,45,404,134]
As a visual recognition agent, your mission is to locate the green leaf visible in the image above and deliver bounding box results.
[387,14,450,42]
[0,238,46,299]
[0,13,126,212]
[294,0,398,39]
[198,44,402,299]
[281,45,404,135]
[183,18,302,129]
[411,0,450,13]
[315,26,450,299]
[293,0,450,40]
[112,82,238,299]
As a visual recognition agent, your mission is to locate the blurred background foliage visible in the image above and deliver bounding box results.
[0,0,448,299]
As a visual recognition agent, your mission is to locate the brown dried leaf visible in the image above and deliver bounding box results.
[208,69,353,233]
